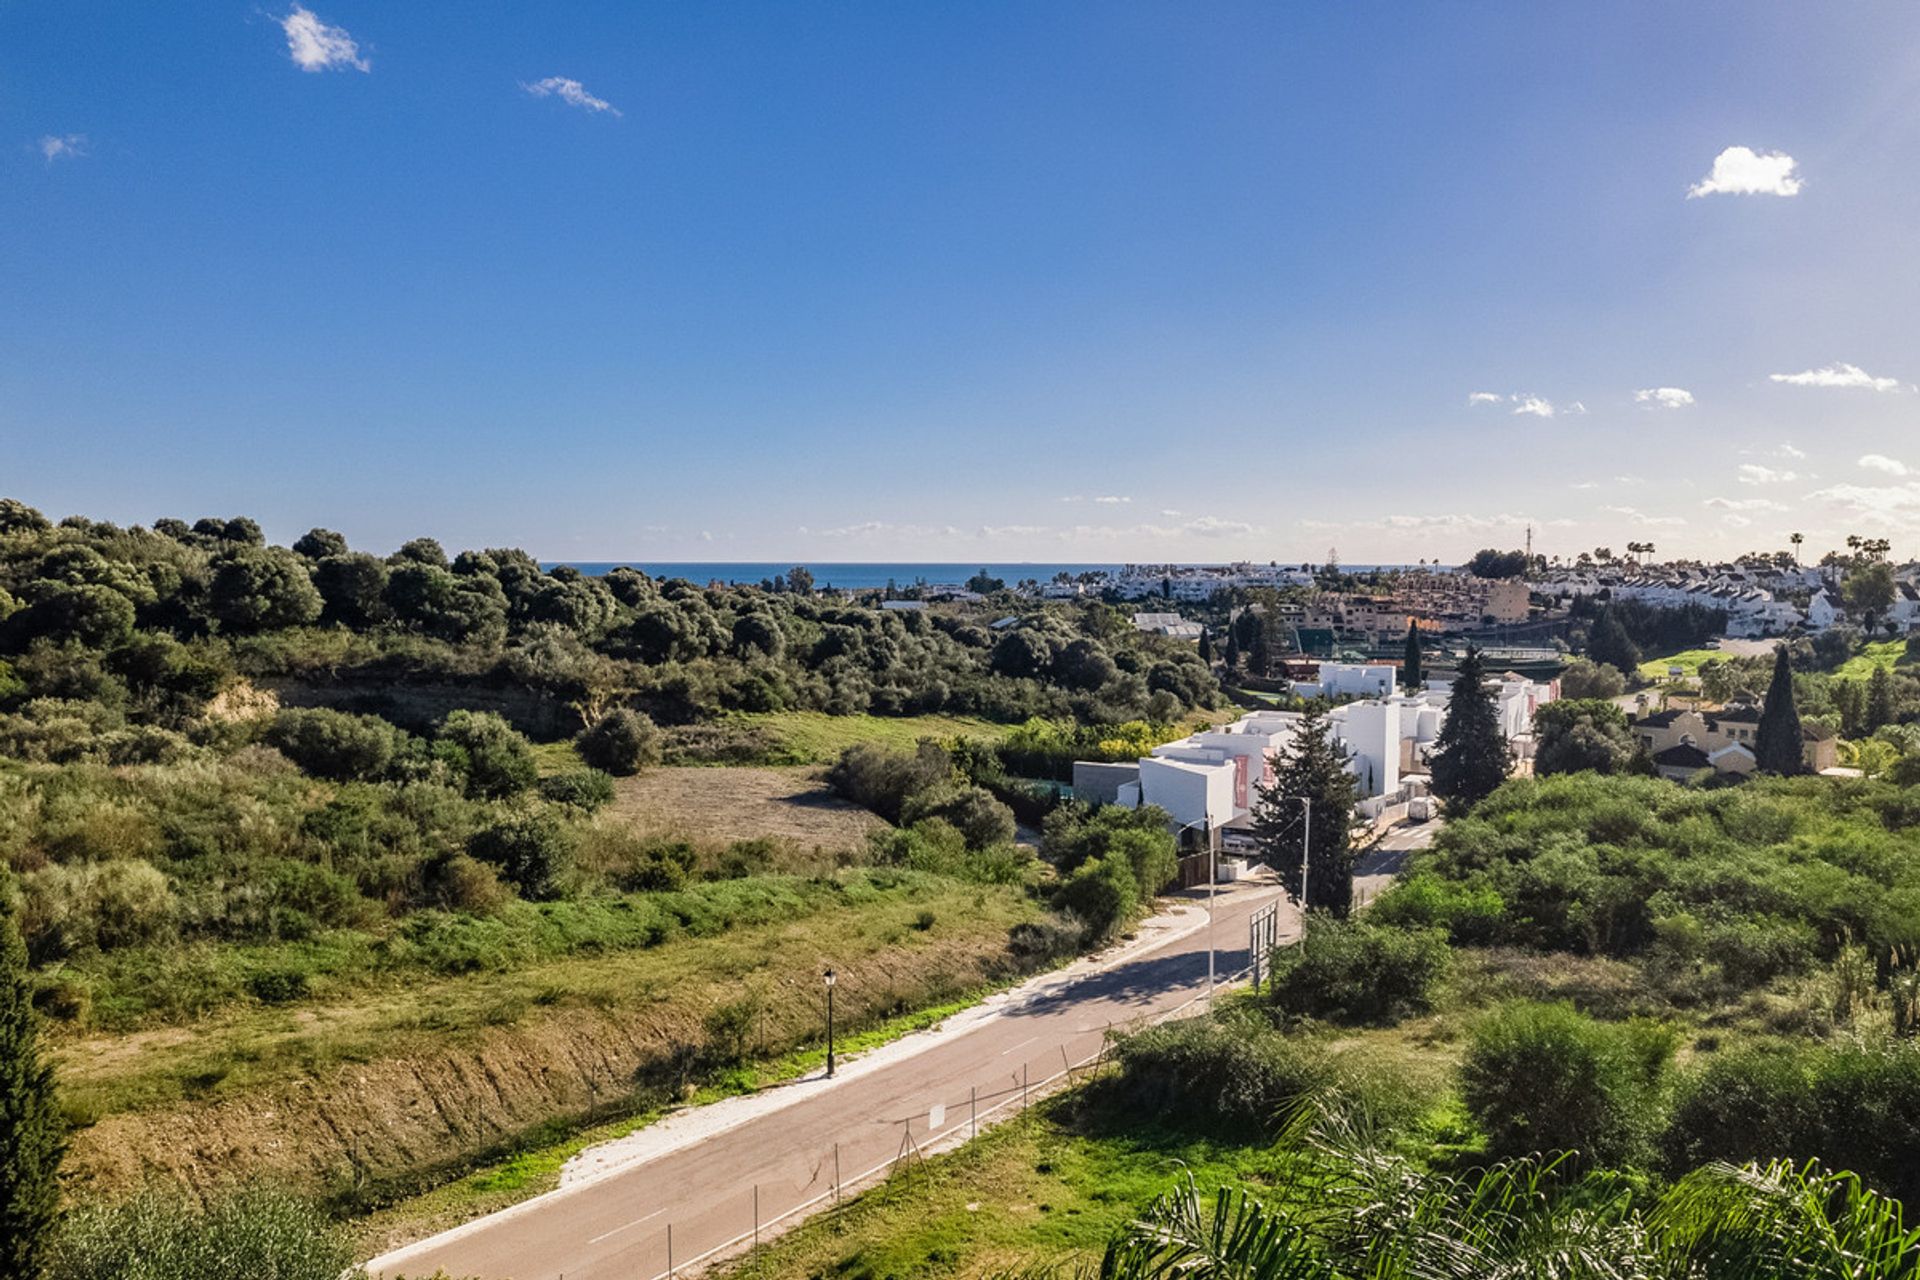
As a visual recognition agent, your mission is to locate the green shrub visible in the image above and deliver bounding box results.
[468,816,573,900]
[538,768,616,811]
[436,709,536,799]
[1267,917,1449,1025]
[1663,1039,1920,1205]
[245,968,310,1004]
[19,859,177,960]
[575,708,661,776]
[1460,1000,1676,1167]
[1054,853,1137,941]
[1370,872,1506,945]
[262,707,400,782]
[1095,1013,1420,1139]
[48,1188,355,1280]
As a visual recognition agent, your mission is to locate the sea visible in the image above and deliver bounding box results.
[550,562,1432,590]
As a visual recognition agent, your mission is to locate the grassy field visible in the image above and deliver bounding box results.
[1835,639,1909,679]
[732,711,1019,763]
[56,872,1047,1211]
[1635,647,1727,680]
[608,765,887,848]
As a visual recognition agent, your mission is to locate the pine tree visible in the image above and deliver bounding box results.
[1429,646,1510,813]
[1755,646,1806,775]
[1867,664,1896,732]
[1586,609,1641,676]
[1198,629,1214,664]
[0,884,63,1279]
[1223,630,1240,673]
[1248,615,1272,679]
[1402,620,1423,690]
[1251,704,1357,916]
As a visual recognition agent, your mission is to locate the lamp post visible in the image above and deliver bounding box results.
[1276,796,1313,914]
[823,967,837,1078]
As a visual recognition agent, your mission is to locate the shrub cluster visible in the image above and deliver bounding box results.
[1266,916,1449,1025]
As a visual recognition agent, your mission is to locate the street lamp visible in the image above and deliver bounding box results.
[823,968,837,1078]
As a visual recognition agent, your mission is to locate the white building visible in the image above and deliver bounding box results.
[1290,661,1400,701]
[1091,667,1555,838]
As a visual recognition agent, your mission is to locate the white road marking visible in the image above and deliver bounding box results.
[587,1206,664,1245]
[998,1034,1040,1056]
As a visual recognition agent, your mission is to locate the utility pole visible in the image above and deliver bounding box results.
[1206,819,1216,1005]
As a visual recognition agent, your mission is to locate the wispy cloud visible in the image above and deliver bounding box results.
[522,77,621,115]
[280,5,368,72]
[1687,146,1802,198]
[1467,392,1583,418]
[1634,386,1694,410]
[1769,363,1903,392]
[1737,464,1798,485]
[38,133,86,163]
[1805,482,1920,531]
[1705,497,1789,512]
[1059,495,1132,506]
[1602,505,1688,527]
[1775,443,1807,460]
[1860,454,1911,477]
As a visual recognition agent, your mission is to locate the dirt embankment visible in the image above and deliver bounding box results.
[63,931,1019,1210]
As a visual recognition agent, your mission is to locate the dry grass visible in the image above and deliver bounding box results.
[607,765,887,849]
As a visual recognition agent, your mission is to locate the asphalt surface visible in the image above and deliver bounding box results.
[368,874,1296,1280]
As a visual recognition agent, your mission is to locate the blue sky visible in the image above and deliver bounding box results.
[4,3,1919,562]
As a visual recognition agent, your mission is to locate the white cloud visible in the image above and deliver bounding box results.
[38,134,86,162]
[1512,396,1556,418]
[1705,497,1788,512]
[523,77,621,116]
[1092,495,1131,505]
[1687,146,1802,198]
[1466,391,1503,406]
[1565,401,1588,415]
[1634,387,1695,410]
[1159,509,1183,518]
[1769,363,1902,392]
[280,6,368,72]
[1614,475,1646,486]
[1602,505,1688,527]
[1570,482,1599,491]
[1737,464,1798,485]
[1722,515,1753,528]
[1805,482,1920,530]
[1860,454,1911,476]
[1775,442,1807,459]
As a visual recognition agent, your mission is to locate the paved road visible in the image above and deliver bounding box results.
[368,875,1295,1280]
[1353,819,1438,906]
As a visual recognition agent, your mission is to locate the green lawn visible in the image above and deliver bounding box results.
[1635,647,1726,681]
[1835,640,1909,679]
[731,711,1017,763]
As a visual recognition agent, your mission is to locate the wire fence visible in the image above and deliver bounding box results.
[603,968,1259,1280]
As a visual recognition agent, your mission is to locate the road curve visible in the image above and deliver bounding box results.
[368,874,1296,1280]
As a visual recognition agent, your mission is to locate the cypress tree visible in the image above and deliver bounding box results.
[1755,646,1806,775]
[1402,620,1423,689]
[0,883,63,1279]
[1429,646,1510,812]
[1223,630,1240,673]
[1867,664,1896,732]
[1251,703,1357,916]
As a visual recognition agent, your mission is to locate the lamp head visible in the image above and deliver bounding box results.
[823,967,836,988]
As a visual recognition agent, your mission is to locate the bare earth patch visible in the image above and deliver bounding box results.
[609,766,886,849]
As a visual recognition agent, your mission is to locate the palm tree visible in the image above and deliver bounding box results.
[1790,531,1804,564]
[1066,1147,1920,1280]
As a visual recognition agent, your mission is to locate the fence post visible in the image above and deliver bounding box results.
[834,1142,842,1205]
[970,1085,977,1139]
[1022,1063,1029,1115]
[667,1223,675,1279]
[753,1184,760,1249]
